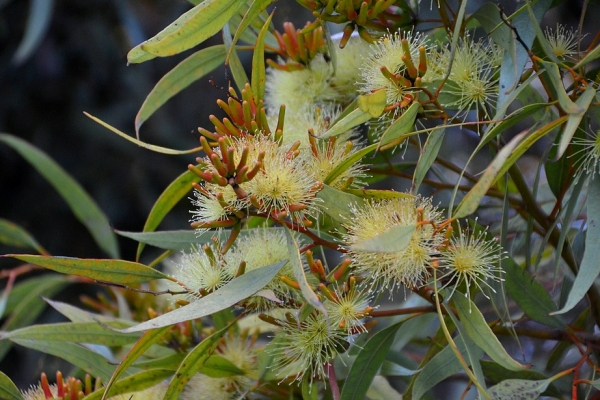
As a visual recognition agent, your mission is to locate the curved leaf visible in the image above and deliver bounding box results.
[377,103,419,150]
[319,108,372,140]
[480,361,562,398]
[316,184,364,223]
[324,143,377,186]
[3,255,171,284]
[0,371,23,400]
[11,0,53,66]
[344,189,413,200]
[136,0,246,58]
[163,324,231,399]
[341,321,404,400]
[117,260,286,333]
[250,10,273,104]
[135,45,228,135]
[137,170,200,261]
[83,369,173,400]
[488,378,551,400]
[357,89,387,118]
[0,134,119,258]
[454,295,526,371]
[0,218,46,254]
[413,128,445,192]
[351,225,416,254]
[226,0,274,64]
[555,85,596,159]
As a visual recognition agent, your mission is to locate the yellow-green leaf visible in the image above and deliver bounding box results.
[3,255,171,284]
[378,103,419,150]
[537,60,583,115]
[135,45,228,136]
[351,225,416,253]
[0,134,119,258]
[0,371,23,400]
[226,0,274,64]
[137,0,246,58]
[0,218,46,254]
[556,85,596,159]
[83,369,173,400]
[251,10,274,104]
[316,184,364,223]
[357,89,387,118]
[320,108,372,139]
[344,189,413,200]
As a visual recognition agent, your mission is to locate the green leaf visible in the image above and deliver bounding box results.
[44,297,131,324]
[574,44,600,69]
[413,128,445,192]
[118,230,200,251]
[537,60,584,115]
[135,45,227,136]
[377,103,419,149]
[84,113,202,155]
[483,103,550,151]
[412,334,484,400]
[324,143,377,186]
[3,255,171,284]
[554,176,600,315]
[316,184,364,223]
[198,355,244,378]
[163,324,231,400]
[480,361,562,398]
[351,225,416,254]
[380,361,420,376]
[135,0,245,58]
[556,85,596,159]
[357,89,387,118]
[137,170,200,261]
[0,275,69,361]
[83,369,173,400]
[0,134,119,258]
[11,0,53,66]
[283,226,326,315]
[117,260,286,333]
[223,25,249,93]
[343,189,413,200]
[302,372,318,400]
[0,218,46,254]
[0,321,139,346]
[226,0,273,63]
[341,321,404,400]
[453,295,525,371]
[319,108,372,140]
[133,353,186,371]
[503,257,565,329]
[251,10,274,105]
[0,371,23,400]
[488,378,552,400]
[11,339,115,381]
[102,326,173,400]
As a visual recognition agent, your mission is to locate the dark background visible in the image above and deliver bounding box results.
[0,0,592,390]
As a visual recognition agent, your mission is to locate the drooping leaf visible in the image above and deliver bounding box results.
[343,189,413,200]
[412,334,484,400]
[250,10,273,105]
[319,108,372,140]
[83,369,173,400]
[11,339,115,381]
[0,321,139,346]
[483,102,550,151]
[133,0,246,58]
[413,128,445,192]
[101,326,173,400]
[574,44,600,69]
[554,176,600,315]
[341,321,404,400]
[11,0,53,66]
[0,218,46,254]
[0,134,119,258]
[316,184,364,223]
[380,361,420,376]
[226,0,273,63]
[453,295,526,371]
[377,103,419,149]
[283,226,326,315]
[351,225,415,254]
[0,371,23,400]
[135,45,228,136]
[488,378,552,400]
[537,60,584,115]
[0,275,69,361]
[137,170,201,260]
[324,143,377,186]
[503,257,566,329]
[555,85,596,159]
[3,255,172,284]
[117,261,286,333]
[163,324,232,400]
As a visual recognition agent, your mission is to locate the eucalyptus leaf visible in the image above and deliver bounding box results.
[250,10,273,104]
[316,184,364,223]
[319,108,372,140]
[488,378,552,400]
[83,369,173,400]
[0,371,23,400]
[351,225,415,254]
[0,218,46,254]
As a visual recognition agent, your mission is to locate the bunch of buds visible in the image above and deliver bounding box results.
[30,372,100,400]
[267,21,327,71]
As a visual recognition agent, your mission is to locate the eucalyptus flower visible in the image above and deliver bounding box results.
[572,129,600,180]
[544,24,579,59]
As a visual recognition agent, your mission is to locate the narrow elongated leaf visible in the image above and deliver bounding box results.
[0,321,138,346]
[226,0,273,63]
[44,298,131,324]
[138,0,246,57]
[4,255,171,284]
[137,170,200,260]
[0,134,118,258]
[488,378,551,399]
[223,25,249,93]
[380,361,420,376]
[0,275,69,361]
[324,143,377,185]
[377,103,419,149]
[537,60,583,114]
[283,227,326,314]
[83,369,173,400]
[503,257,565,329]
[133,353,186,371]
[251,11,274,104]
[0,371,23,400]
[556,85,596,159]
[413,128,445,192]
[344,189,412,200]
[454,295,525,371]
[483,103,550,151]
[357,89,387,118]
[320,108,372,139]
[341,321,404,400]
[316,184,363,223]
[102,326,173,400]
[0,218,45,253]
[117,260,286,333]
[480,361,562,398]
[11,0,53,65]
[302,373,318,400]
[118,230,200,251]
[351,225,415,253]
[412,334,484,400]
[163,324,231,399]
[554,176,600,315]
[574,44,600,69]
[135,45,227,135]
[84,113,202,155]
[11,339,115,381]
